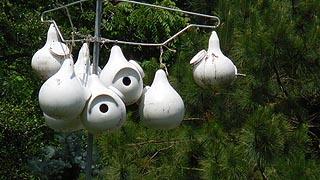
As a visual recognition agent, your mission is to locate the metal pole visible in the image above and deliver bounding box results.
[85,0,102,180]
[92,0,102,74]
[85,133,94,180]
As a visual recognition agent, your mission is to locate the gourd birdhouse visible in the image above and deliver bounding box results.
[44,113,83,132]
[81,75,126,133]
[190,31,237,90]
[99,45,144,105]
[31,23,70,80]
[139,69,185,130]
[74,43,91,86]
[38,58,91,120]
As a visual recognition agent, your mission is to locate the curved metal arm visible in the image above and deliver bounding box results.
[114,0,220,28]
[100,24,218,47]
[40,0,89,23]
[40,0,221,46]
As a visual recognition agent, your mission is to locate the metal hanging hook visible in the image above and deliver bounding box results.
[40,0,89,23]
[41,0,90,43]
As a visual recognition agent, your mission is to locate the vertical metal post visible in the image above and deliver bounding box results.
[85,133,94,180]
[92,0,102,74]
[85,0,102,180]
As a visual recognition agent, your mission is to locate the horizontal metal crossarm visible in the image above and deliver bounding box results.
[40,0,221,47]
[110,0,220,28]
[99,24,218,47]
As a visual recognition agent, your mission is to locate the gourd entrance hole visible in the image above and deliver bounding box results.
[122,77,131,86]
[99,104,109,113]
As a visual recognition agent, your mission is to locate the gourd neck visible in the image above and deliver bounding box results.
[208,31,222,54]
[151,69,169,88]
[77,43,90,66]
[46,24,60,44]
[109,45,127,64]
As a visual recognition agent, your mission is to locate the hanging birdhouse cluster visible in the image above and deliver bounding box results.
[32,24,190,133]
[31,19,242,133]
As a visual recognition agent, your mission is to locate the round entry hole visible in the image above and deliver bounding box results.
[122,77,131,86]
[99,104,109,113]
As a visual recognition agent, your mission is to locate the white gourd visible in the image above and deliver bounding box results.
[38,58,91,120]
[31,23,70,80]
[99,45,144,105]
[81,75,126,134]
[139,69,185,130]
[190,31,237,89]
[44,113,83,132]
[74,43,102,87]
[74,43,91,86]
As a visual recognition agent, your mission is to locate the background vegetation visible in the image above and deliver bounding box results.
[0,0,319,179]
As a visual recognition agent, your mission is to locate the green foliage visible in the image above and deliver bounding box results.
[95,117,203,180]
[238,106,290,178]
[101,0,188,66]
[0,0,60,179]
[200,121,251,180]
[0,2,52,179]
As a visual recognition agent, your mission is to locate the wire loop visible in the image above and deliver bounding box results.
[159,46,169,75]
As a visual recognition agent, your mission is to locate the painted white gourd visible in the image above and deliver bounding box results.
[38,58,91,120]
[44,113,83,132]
[74,43,91,86]
[99,45,144,105]
[190,31,237,89]
[74,43,102,87]
[139,69,185,130]
[31,23,70,80]
[81,75,126,133]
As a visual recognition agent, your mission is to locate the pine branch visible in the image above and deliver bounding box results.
[260,170,268,180]
[181,167,204,171]
[126,139,197,147]
[149,144,174,161]
[272,63,289,98]
[183,118,207,121]
[253,163,269,180]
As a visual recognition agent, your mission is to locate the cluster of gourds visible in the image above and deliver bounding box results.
[31,24,238,133]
